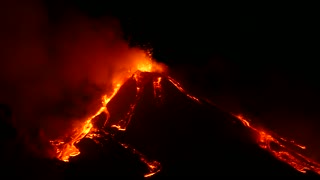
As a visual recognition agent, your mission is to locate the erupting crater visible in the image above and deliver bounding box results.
[49,52,320,177]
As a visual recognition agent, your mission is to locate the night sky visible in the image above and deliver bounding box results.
[1,0,320,168]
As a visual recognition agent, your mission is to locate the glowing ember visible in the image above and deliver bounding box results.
[235,114,320,174]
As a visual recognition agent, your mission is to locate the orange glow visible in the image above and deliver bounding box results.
[153,77,162,101]
[167,76,201,103]
[50,50,166,164]
[137,61,152,72]
[50,92,115,162]
[120,143,161,178]
[110,102,138,131]
[49,47,320,177]
[110,124,126,131]
[235,114,320,174]
[109,71,148,132]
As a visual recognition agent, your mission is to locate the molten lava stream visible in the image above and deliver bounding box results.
[49,52,166,179]
[235,114,320,175]
[119,143,161,178]
[49,89,118,162]
[49,52,320,176]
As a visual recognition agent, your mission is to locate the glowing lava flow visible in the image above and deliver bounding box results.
[235,114,320,174]
[49,51,165,163]
[167,76,201,103]
[49,53,320,176]
[49,86,120,162]
[110,72,146,131]
[166,81,320,175]
[120,143,161,178]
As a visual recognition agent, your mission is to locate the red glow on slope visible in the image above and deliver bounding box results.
[235,114,320,174]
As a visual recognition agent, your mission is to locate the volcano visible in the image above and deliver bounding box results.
[1,71,320,178]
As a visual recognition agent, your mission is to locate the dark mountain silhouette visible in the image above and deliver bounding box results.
[1,71,319,178]
[66,71,320,177]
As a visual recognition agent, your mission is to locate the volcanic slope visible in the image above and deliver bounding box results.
[73,71,319,177]
[1,71,320,178]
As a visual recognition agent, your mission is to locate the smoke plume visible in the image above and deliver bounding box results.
[0,0,150,158]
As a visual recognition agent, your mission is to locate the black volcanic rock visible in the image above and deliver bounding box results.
[105,72,315,177]
[66,137,147,178]
[1,73,319,178]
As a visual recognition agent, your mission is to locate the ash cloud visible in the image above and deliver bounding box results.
[0,0,147,157]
